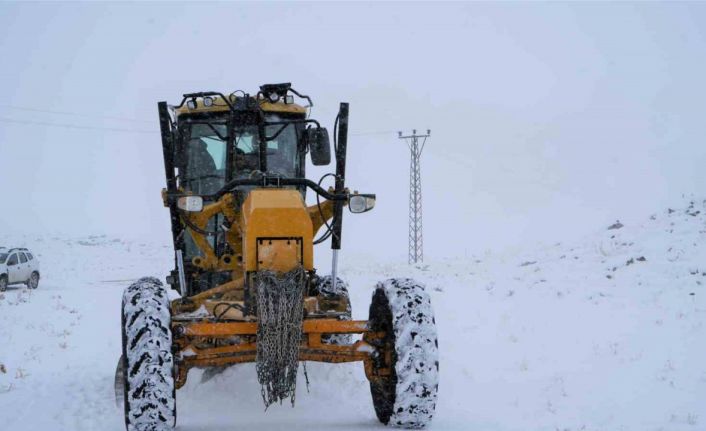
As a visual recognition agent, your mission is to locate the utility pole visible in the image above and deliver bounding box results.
[399,129,430,264]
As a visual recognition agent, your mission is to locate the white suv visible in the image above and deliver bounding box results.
[0,247,40,291]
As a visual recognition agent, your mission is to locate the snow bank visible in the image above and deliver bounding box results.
[0,199,704,430]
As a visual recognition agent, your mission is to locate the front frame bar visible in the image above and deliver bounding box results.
[172,319,388,388]
[175,319,369,337]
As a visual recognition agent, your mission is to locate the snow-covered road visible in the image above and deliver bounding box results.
[1,200,705,430]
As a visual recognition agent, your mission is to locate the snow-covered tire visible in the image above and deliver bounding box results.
[316,275,352,345]
[367,278,439,428]
[121,277,176,431]
[27,272,39,289]
[0,275,7,292]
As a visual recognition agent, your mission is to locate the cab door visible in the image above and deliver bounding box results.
[18,253,30,281]
[6,253,21,283]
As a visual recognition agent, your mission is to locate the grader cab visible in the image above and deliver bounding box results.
[116,84,439,430]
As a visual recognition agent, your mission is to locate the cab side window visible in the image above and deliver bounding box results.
[19,253,27,264]
[7,254,18,266]
[26,253,33,260]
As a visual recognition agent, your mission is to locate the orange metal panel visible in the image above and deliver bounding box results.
[241,189,313,271]
[257,238,302,272]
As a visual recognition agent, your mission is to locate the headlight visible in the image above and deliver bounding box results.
[349,194,376,214]
[177,196,203,212]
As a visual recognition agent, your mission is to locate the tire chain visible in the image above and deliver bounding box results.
[254,267,306,408]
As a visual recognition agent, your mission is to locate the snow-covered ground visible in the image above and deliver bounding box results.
[1,199,705,431]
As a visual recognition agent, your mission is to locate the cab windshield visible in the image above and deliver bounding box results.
[181,115,299,195]
[233,120,299,179]
[0,253,7,264]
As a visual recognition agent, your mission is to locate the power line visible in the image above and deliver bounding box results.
[0,104,153,124]
[0,117,158,134]
[0,114,396,138]
[0,104,400,137]
[349,130,397,137]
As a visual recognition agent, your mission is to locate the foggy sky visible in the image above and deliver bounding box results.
[1,2,705,268]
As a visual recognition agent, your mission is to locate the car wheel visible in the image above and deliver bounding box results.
[0,275,7,292]
[27,272,39,289]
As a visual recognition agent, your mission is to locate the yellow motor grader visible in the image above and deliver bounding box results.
[115,84,439,430]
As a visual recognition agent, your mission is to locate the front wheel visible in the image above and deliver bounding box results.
[121,277,176,431]
[366,278,439,429]
[0,275,7,292]
[27,272,39,289]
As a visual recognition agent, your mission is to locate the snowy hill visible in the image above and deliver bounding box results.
[0,200,705,431]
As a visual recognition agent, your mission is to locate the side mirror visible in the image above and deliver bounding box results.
[305,127,331,166]
[177,196,203,212]
[349,194,376,214]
